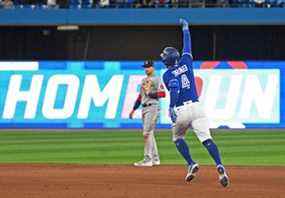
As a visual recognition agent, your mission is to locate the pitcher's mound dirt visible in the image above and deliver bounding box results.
[0,164,284,198]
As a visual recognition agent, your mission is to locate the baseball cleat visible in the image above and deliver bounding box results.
[217,165,230,187]
[134,157,153,167]
[185,163,199,182]
[152,158,161,166]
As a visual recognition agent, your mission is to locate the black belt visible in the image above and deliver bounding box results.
[142,103,153,108]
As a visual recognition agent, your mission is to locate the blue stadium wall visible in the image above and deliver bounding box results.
[0,8,285,25]
[0,61,283,129]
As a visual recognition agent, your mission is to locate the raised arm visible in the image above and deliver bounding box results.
[180,18,192,56]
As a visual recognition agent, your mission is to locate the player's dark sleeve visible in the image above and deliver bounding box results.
[132,94,142,110]
[168,79,180,108]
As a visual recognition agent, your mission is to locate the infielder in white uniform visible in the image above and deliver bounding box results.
[129,60,166,167]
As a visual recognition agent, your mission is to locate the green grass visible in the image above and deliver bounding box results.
[0,130,284,166]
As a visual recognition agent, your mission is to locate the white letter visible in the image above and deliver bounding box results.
[78,75,123,119]
[239,74,278,120]
[42,75,79,119]
[204,74,242,120]
[121,75,144,119]
[3,74,43,119]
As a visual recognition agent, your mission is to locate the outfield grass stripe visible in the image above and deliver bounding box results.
[1,132,283,142]
[0,137,284,146]
[0,130,284,166]
[0,141,282,151]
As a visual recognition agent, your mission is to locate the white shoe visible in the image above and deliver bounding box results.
[185,163,199,182]
[134,157,153,167]
[217,165,230,187]
[152,158,161,166]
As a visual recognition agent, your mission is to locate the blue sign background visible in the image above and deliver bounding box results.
[0,61,284,129]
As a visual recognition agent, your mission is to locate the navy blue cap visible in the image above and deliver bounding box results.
[142,60,154,68]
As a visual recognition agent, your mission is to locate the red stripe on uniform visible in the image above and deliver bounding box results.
[157,91,166,98]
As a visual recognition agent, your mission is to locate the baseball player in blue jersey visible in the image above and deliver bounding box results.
[161,18,229,187]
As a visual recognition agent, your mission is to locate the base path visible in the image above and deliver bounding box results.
[0,164,284,198]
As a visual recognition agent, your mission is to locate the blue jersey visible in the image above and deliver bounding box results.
[163,54,198,107]
[162,27,199,107]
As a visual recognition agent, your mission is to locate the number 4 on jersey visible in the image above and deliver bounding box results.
[181,74,190,89]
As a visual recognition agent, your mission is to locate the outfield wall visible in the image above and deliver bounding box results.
[0,8,285,26]
[2,26,285,61]
[0,61,283,129]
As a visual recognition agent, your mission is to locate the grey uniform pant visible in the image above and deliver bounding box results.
[142,105,160,159]
[142,105,159,135]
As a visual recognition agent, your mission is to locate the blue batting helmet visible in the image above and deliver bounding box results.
[160,47,180,67]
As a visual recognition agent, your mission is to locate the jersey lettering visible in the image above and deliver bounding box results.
[171,65,188,77]
[163,55,199,106]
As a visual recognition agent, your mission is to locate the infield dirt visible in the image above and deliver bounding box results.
[0,164,284,198]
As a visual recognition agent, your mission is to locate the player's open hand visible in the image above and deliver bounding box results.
[179,18,189,30]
